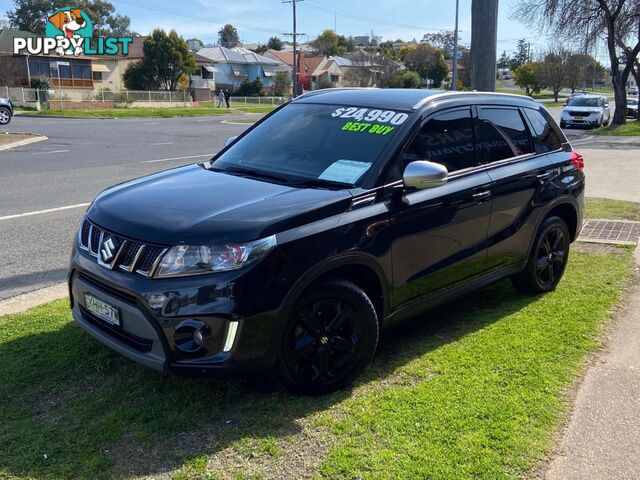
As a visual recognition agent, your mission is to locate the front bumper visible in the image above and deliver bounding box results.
[561,116,601,127]
[68,247,286,377]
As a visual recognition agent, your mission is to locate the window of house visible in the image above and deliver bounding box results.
[331,74,340,83]
[475,107,533,164]
[523,107,563,153]
[92,71,103,82]
[406,108,476,173]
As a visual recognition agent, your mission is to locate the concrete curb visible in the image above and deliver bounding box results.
[0,134,48,152]
[0,282,68,316]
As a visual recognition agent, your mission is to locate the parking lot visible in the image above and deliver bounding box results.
[1,105,638,300]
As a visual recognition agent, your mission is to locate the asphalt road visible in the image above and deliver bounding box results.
[0,105,637,301]
[0,114,249,300]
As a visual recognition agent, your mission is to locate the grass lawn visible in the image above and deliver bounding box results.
[20,105,277,119]
[592,121,640,136]
[0,247,633,479]
[586,197,640,221]
[495,88,557,101]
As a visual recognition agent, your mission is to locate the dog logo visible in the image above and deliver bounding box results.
[45,7,93,56]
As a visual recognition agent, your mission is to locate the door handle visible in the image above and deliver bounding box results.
[537,171,553,181]
[472,190,492,200]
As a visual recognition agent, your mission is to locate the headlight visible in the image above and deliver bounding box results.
[155,235,277,278]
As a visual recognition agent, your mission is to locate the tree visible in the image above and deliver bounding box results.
[7,0,134,36]
[422,31,456,59]
[130,29,197,91]
[394,70,421,88]
[509,39,531,70]
[272,72,292,96]
[122,60,158,90]
[312,29,345,56]
[218,24,240,48]
[236,79,264,96]
[498,50,511,69]
[513,63,542,95]
[514,0,640,125]
[267,36,284,51]
[0,56,22,87]
[536,50,568,102]
[403,44,449,87]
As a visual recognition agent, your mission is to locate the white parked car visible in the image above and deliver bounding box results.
[560,94,610,129]
[628,85,639,96]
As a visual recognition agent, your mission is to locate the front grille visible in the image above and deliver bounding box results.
[567,110,593,117]
[78,219,167,277]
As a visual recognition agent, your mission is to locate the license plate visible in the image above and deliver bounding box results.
[84,293,120,326]
[575,115,584,120]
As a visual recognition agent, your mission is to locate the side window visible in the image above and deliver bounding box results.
[523,107,563,153]
[475,107,533,164]
[407,108,475,173]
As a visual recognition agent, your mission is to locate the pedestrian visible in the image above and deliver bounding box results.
[224,88,231,108]
[218,89,225,108]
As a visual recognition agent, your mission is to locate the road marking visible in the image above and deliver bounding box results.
[31,149,70,155]
[0,203,90,222]
[143,154,211,164]
[150,142,175,146]
[144,122,160,125]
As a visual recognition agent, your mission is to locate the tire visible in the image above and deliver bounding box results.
[511,216,570,294]
[0,107,11,125]
[560,121,566,129]
[276,279,379,395]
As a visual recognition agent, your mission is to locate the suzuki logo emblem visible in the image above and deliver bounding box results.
[100,237,119,264]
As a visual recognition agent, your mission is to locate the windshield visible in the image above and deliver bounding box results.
[628,99,638,106]
[211,103,412,187]
[567,97,603,107]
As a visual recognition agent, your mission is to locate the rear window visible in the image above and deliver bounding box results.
[475,107,533,164]
[523,107,563,153]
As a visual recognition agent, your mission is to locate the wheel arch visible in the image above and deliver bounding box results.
[526,196,581,259]
[280,253,390,323]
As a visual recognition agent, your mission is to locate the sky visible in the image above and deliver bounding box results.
[0,0,552,56]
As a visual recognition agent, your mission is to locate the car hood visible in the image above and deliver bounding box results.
[564,106,603,113]
[87,164,353,245]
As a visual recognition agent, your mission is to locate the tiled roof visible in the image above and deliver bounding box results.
[0,29,37,54]
[198,46,283,66]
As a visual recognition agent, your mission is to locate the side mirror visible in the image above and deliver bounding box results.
[403,161,448,190]
[225,136,238,147]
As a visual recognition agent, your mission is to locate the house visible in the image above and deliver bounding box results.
[194,46,289,93]
[264,49,343,91]
[0,28,119,90]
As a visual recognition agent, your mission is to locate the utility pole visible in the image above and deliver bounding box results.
[470,0,499,91]
[451,0,460,90]
[283,0,304,97]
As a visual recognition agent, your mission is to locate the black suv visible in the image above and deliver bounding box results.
[69,89,584,394]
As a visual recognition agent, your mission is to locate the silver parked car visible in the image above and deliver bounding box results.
[560,94,610,129]
[0,98,13,125]
[627,98,638,119]
[628,85,639,96]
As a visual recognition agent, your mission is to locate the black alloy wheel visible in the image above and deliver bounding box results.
[277,280,378,395]
[512,216,570,294]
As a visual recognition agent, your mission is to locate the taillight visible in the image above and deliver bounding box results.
[570,150,584,170]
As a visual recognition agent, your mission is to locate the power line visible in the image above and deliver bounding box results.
[110,0,284,35]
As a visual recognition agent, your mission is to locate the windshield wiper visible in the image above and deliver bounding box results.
[212,166,291,184]
[212,166,353,189]
[286,178,354,189]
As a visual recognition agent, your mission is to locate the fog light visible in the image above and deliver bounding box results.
[223,321,239,352]
[193,329,204,347]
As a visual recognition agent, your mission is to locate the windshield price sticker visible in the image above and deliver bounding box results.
[332,107,409,125]
[341,121,395,135]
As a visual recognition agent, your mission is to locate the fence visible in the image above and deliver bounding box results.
[1,86,291,110]
[1,86,193,109]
